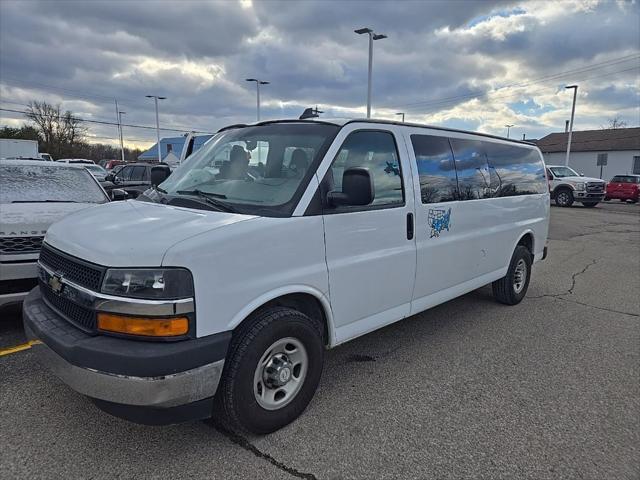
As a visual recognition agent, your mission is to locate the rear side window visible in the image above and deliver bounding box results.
[410,135,458,203]
[130,166,147,181]
[449,138,490,200]
[611,175,637,183]
[328,130,403,208]
[484,143,547,196]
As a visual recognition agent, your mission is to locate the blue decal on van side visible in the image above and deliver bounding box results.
[428,208,451,238]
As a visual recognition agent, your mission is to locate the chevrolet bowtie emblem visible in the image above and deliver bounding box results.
[49,274,64,294]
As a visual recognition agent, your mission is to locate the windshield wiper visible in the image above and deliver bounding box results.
[11,200,82,203]
[175,189,236,213]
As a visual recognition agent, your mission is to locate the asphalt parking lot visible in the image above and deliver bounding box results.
[1,202,638,480]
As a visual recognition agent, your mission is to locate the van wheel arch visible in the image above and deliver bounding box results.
[517,232,534,255]
[233,293,330,347]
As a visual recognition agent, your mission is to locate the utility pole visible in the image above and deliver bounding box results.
[146,95,166,163]
[505,124,514,138]
[118,111,126,162]
[564,85,578,166]
[246,78,269,121]
[355,28,387,118]
[114,99,122,159]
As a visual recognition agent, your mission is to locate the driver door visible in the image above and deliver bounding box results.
[319,126,417,344]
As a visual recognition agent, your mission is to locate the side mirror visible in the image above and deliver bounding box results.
[579,173,585,177]
[150,165,171,187]
[327,167,375,207]
[105,173,114,182]
[111,188,128,201]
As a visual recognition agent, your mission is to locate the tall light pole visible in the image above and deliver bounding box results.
[564,85,578,166]
[118,111,126,162]
[396,112,405,122]
[146,95,166,163]
[246,78,269,121]
[355,27,387,118]
[505,124,514,138]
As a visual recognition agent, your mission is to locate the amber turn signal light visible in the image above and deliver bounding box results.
[97,313,189,337]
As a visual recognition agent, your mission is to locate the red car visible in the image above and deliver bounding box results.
[605,175,640,203]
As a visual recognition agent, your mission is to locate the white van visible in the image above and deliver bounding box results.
[24,119,549,433]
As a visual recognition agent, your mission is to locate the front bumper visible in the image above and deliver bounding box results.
[573,191,604,200]
[0,259,38,307]
[23,287,232,423]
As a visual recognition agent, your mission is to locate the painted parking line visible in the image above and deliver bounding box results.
[0,340,41,357]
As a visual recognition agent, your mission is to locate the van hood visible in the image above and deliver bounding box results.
[45,200,255,267]
[0,202,97,237]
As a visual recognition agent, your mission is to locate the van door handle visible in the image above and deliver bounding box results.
[406,213,414,240]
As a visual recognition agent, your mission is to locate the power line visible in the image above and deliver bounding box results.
[398,65,640,114]
[380,54,640,111]
[0,107,215,134]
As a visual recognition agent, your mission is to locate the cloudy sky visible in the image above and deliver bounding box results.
[1,0,638,150]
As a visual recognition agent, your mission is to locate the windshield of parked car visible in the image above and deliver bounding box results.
[549,166,579,178]
[158,123,338,214]
[85,164,107,175]
[0,164,109,204]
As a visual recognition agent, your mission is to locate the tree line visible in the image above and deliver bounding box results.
[1,101,143,161]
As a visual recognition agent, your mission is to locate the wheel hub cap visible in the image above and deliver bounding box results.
[514,259,527,293]
[263,353,294,388]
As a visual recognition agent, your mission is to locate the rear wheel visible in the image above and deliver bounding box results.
[581,202,598,208]
[492,245,532,305]
[215,307,324,434]
[554,188,574,207]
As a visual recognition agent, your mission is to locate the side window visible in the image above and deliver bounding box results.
[633,156,640,175]
[410,134,458,203]
[327,130,403,208]
[130,166,146,181]
[450,138,490,200]
[485,143,547,196]
[118,166,132,181]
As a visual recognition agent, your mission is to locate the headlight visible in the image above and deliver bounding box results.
[575,182,585,191]
[102,268,194,299]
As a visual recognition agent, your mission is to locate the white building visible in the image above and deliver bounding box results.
[535,127,640,180]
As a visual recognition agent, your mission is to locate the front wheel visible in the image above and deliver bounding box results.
[554,189,574,207]
[216,307,324,434]
[492,245,532,305]
[581,202,598,208]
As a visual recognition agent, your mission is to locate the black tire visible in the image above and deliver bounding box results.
[215,307,324,434]
[554,188,574,207]
[581,202,598,208]
[603,197,610,201]
[492,245,532,305]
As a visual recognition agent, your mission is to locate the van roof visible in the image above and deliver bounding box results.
[217,117,536,147]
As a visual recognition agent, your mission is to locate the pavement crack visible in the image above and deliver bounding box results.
[207,419,318,480]
[555,296,639,317]
[567,258,598,294]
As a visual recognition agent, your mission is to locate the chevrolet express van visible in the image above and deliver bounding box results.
[24,119,549,433]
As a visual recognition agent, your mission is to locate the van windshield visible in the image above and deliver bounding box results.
[158,123,338,215]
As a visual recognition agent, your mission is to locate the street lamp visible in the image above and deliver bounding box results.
[355,27,387,118]
[246,78,269,121]
[505,124,514,138]
[146,95,166,163]
[118,111,126,162]
[396,112,405,122]
[564,85,578,166]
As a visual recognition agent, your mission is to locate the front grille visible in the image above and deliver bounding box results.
[39,244,104,291]
[0,236,44,254]
[587,182,605,193]
[40,279,96,332]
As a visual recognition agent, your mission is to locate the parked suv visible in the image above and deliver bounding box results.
[104,162,169,198]
[0,160,110,308]
[605,175,640,203]
[24,119,549,433]
[546,165,606,207]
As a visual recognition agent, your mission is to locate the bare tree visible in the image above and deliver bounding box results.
[25,101,86,157]
[602,117,628,129]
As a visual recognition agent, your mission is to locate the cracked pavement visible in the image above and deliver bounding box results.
[1,202,638,479]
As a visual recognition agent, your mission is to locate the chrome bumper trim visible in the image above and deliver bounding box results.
[28,337,223,408]
[38,262,194,316]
